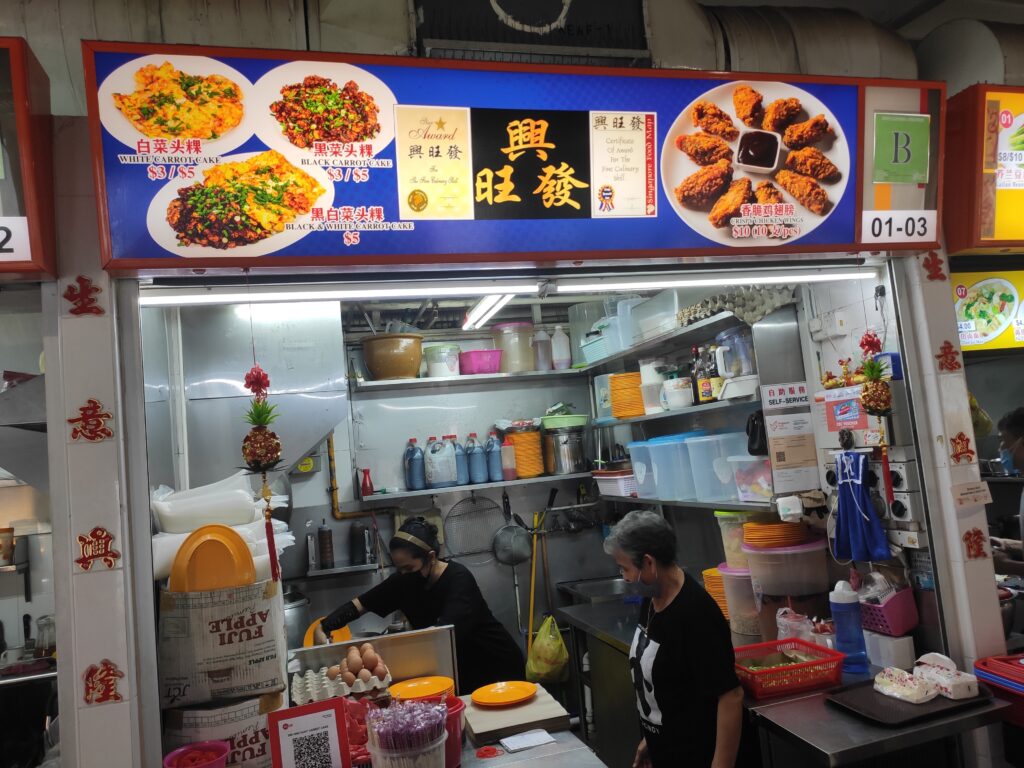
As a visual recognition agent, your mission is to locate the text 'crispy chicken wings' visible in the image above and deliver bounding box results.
[733,85,764,128]
[762,98,801,133]
[785,147,840,182]
[775,169,831,215]
[674,160,734,209]
[691,100,739,141]
[675,132,733,165]
[709,177,753,228]
[783,115,833,149]
[754,181,784,206]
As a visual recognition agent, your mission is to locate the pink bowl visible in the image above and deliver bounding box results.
[459,350,502,375]
[163,740,230,768]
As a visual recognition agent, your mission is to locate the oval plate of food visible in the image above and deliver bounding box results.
[146,149,335,257]
[97,54,258,155]
[251,60,397,161]
[955,277,1019,346]
[660,80,850,247]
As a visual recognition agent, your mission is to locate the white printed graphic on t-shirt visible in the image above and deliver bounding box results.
[630,626,662,727]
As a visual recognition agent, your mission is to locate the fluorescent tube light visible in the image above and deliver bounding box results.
[474,294,515,329]
[462,294,503,330]
[554,271,874,293]
[139,283,540,307]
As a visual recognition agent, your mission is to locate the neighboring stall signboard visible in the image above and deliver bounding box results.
[945,84,1024,254]
[952,270,1024,351]
[83,41,944,273]
[0,38,55,278]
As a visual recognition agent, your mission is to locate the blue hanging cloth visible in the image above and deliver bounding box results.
[834,451,890,562]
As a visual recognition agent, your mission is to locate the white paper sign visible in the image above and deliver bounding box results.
[952,481,993,511]
[861,209,937,244]
[0,217,30,263]
[761,382,810,411]
[765,412,820,493]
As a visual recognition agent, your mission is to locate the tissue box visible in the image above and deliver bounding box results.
[865,631,916,670]
[913,653,979,700]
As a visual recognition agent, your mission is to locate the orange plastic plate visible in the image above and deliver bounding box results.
[303,617,352,647]
[471,681,538,707]
[168,524,256,592]
[389,676,456,701]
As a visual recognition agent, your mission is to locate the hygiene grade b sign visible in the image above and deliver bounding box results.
[83,41,943,272]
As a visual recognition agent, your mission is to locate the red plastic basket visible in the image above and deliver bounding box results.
[976,656,1024,727]
[860,587,919,637]
[734,638,845,700]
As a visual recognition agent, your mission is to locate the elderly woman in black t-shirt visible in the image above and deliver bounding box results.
[317,517,524,695]
[604,510,743,768]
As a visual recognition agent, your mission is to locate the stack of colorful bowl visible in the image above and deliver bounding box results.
[702,566,729,621]
[742,521,807,549]
[610,373,645,419]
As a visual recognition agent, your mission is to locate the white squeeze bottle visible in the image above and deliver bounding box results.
[533,328,553,372]
[552,325,571,370]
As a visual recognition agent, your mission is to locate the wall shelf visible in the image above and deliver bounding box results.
[352,368,583,393]
[358,472,593,503]
[304,563,385,580]
[600,495,772,513]
[593,394,760,428]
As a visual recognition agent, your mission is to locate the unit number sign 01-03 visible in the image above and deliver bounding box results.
[860,209,936,244]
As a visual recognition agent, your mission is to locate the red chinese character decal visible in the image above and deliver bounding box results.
[83,659,124,705]
[75,527,121,572]
[67,399,114,442]
[62,276,104,316]
[963,527,988,560]
[935,340,962,372]
[950,431,976,464]
[922,251,946,282]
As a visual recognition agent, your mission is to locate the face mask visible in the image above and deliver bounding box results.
[400,570,428,586]
[1001,448,1017,474]
[630,580,659,598]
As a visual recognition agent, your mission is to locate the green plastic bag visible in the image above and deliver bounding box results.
[526,615,569,683]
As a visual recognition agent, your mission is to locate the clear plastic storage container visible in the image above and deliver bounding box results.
[685,432,749,502]
[627,441,656,498]
[715,509,774,568]
[720,563,762,636]
[648,431,707,501]
[728,455,774,502]
[629,289,684,343]
[741,538,829,596]
[492,322,535,373]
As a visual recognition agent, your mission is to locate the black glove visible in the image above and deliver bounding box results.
[321,601,360,633]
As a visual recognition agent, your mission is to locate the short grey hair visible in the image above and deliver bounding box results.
[603,510,677,567]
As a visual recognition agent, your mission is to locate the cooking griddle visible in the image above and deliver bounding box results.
[825,679,992,726]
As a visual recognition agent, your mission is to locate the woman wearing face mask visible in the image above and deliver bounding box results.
[318,517,524,694]
[604,510,743,768]
[992,409,1024,575]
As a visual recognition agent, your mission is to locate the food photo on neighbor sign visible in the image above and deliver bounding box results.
[84,42,864,266]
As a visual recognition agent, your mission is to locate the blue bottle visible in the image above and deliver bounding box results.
[485,431,503,482]
[453,435,470,486]
[404,438,426,491]
[465,433,488,484]
[830,580,869,673]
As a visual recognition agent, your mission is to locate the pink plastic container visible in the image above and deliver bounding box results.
[459,350,502,375]
[859,587,919,636]
[163,740,229,768]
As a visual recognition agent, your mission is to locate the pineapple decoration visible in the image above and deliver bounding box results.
[858,332,891,416]
[242,365,281,471]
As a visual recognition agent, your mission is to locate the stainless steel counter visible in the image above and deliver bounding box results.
[749,688,1011,766]
[555,601,639,654]
[459,730,602,767]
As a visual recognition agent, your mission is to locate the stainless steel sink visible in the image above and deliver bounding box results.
[558,576,634,604]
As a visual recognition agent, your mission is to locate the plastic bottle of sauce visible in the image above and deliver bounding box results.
[532,328,553,371]
[317,519,335,570]
[501,438,518,481]
[452,435,469,486]
[360,468,374,498]
[485,431,504,482]
[465,433,488,484]
[552,326,572,370]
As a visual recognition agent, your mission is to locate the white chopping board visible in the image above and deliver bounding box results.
[460,687,570,746]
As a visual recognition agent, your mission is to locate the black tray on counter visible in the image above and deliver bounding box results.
[825,680,993,727]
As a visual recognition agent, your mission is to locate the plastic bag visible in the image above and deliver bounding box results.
[526,615,569,683]
[776,607,813,641]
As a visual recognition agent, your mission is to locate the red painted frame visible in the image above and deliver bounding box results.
[82,40,945,277]
[944,83,1024,255]
[0,37,55,279]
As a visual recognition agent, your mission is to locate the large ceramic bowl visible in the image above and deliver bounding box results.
[362,334,423,380]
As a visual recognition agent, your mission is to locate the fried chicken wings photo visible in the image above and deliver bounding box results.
[674,132,733,165]
[762,98,801,133]
[709,177,753,228]
[691,100,739,141]
[754,181,785,206]
[784,147,841,181]
[775,169,831,215]
[674,159,734,209]
[733,85,764,128]
[783,114,834,149]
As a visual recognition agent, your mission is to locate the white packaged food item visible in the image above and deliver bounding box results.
[874,666,938,704]
[913,653,979,700]
[152,489,258,533]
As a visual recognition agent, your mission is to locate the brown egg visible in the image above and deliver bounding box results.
[359,642,375,655]
[372,663,388,680]
[347,649,363,673]
[339,659,349,673]
[326,665,341,680]
[357,668,372,683]
[342,671,356,687]
[362,651,379,670]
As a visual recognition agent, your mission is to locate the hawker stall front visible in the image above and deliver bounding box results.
[54,39,1008,767]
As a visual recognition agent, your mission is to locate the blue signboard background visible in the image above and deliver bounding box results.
[91,50,859,262]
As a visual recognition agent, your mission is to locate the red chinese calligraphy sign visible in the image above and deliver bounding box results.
[963,527,988,560]
[950,431,976,464]
[62,275,104,316]
[935,340,962,372]
[83,658,124,705]
[922,252,946,282]
[67,399,114,442]
[75,527,121,571]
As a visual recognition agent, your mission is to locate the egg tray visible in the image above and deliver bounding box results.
[291,666,393,706]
